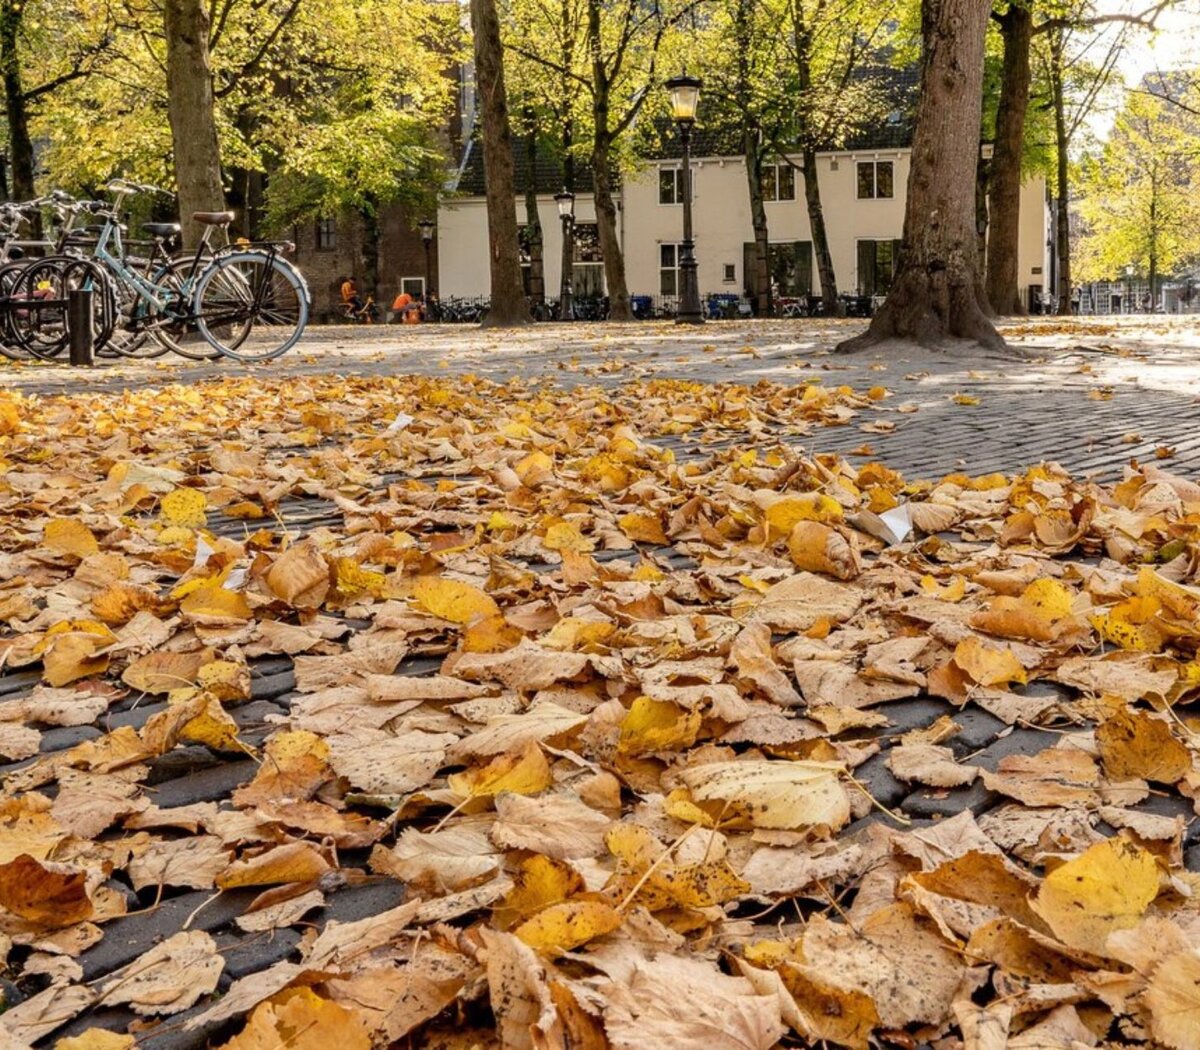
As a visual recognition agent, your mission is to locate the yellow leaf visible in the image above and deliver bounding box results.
[617,696,701,755]
[56,1032,136,1050]
[43,519,99,559]
[462,612,524,653]
[763,493,843,539]
[216,841,331,889]
[920,575,966,602]
[0,397,19,436]
[197,659,252,701]
[514,899,622,954]
[233,730,331,807]
[952,393,980,406]
[448,741,553,801]
[496,854,585,928]
[333,557,389,601]
[514,450,554,487]
[544,521,594,553]
[216,987,371,1050]
[787,521,860,580]
[412,575,500,624]
[0,853,92,926]
[675,760,849,831]
[971,578,1078,643]
[180,582,252,624]
[1089,596,1165,652]
[42,631,112,687]
[1095,706,1191,784]
[178,696,244,752]
[160,488,208,528]
[618,512,669,545]
[1032,837,1160,956]
[952,636,1026,687]
[123,650,212,694]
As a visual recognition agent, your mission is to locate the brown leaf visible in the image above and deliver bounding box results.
[265,540,332,608]
[98,931,223,1016]
[0,854,93,926]
[216,841,332,889]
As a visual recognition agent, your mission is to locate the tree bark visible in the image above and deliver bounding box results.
[587,0,631,321]
[743,129,771,315]
[985,3,1032,316]
[792,16,839,314]
[838,0,1004,353]
[1048,30,1071,317]
[523,116,545,310]
[470,0,532,327]
[164,0,226,247]
[803,148,839,312]
[0,0,35,200]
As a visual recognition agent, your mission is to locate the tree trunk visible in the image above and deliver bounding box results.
[1049,32,1071,317]
[587,0,631,321]
[975,154,991,311]
[164,0,226,247]
[985,3,1032,316]
[0,0,35,200]
[523,117,545,310]
[803,148,839,313]
[743,130,771,315]
[470,0,532,327]
[592,131,631,320]
[838,0,1004,353]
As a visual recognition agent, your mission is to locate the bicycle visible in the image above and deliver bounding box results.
[77,180,311,362]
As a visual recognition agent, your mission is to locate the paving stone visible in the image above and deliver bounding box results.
[37,724,102,753]
[148,759,256,807]
[851,751,909,809]
[145,746,223,786]
[319,878,409,924]
[252,670,296,700]
[80,888,259,980]
[968,726,1057,772]
[1186,843,1200,873]
[877,698,955,737]
[901,780,997,819]
[214,927,304,980]
[946,708,1008,755]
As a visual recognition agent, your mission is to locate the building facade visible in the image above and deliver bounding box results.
[436,145,1053,312]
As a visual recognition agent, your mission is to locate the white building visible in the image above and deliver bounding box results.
[437,135,1053,312]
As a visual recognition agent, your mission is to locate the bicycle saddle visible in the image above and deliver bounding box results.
[192,211,234,226]
[143,222,181,237]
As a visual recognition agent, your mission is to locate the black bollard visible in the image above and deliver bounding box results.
[67,288,94,367]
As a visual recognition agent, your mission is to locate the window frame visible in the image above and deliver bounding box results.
[856,160,895,200]
[659,242,680,296]
[400,277,425,299]
[762,163,797,202]
[658,167,684,205]
[315,217,337,251]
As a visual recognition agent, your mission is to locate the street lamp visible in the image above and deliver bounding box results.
[665,71,703,325]
[554,189,575,321]
[1125,263,1134,314]
[419,218,435,301]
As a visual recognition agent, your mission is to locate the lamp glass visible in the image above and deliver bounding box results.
[665,74,702,123]
[554,190,575,219]
[418,219,434,241]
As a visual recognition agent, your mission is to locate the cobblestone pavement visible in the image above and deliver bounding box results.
[6,316,1200,1045]
[7,315,1200,481]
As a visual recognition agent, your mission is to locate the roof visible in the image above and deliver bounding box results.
[455,136,595,197]
[452,64,920,196]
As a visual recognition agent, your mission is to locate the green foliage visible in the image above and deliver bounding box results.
[1075,87,1200,282]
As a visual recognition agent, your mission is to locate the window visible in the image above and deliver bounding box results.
[856,161,894,200]
[660,243,680,296]
[857,239,901,296]
[761,164,796,202]
[723,263,736,283]
[659,168,686,205]
[315,217,336,250]
[572,223,604,296]
[743,242,813,298]
[400,277,425,298]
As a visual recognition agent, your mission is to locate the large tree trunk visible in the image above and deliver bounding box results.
[743,131,771,315]
[838,0,1004,353]
[0,0,35,200]
[164,0,226,247]
[803,147,839,313]
[470,0,532,327]
[523,118,545,310]
[985,3,1032,316]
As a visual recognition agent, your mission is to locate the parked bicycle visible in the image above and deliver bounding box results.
[0,180,311,363]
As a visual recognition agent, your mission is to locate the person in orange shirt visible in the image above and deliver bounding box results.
[391,291,422,323]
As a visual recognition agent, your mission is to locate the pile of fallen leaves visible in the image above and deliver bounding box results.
[2,374,1200,1049]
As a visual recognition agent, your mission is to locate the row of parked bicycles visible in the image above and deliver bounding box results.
[0,182,310,363]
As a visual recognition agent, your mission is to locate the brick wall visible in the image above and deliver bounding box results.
[291,205,438,321]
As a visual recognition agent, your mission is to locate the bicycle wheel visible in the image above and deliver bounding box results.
[0,260,32,360]
[7,257,108,360]
[193,252,308,362]
[144,261,221,361]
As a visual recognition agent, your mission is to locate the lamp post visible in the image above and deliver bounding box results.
[1125,263,1134,314]
[419,218,435,301]
[554,189,575,321]
[665,71,703,325]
